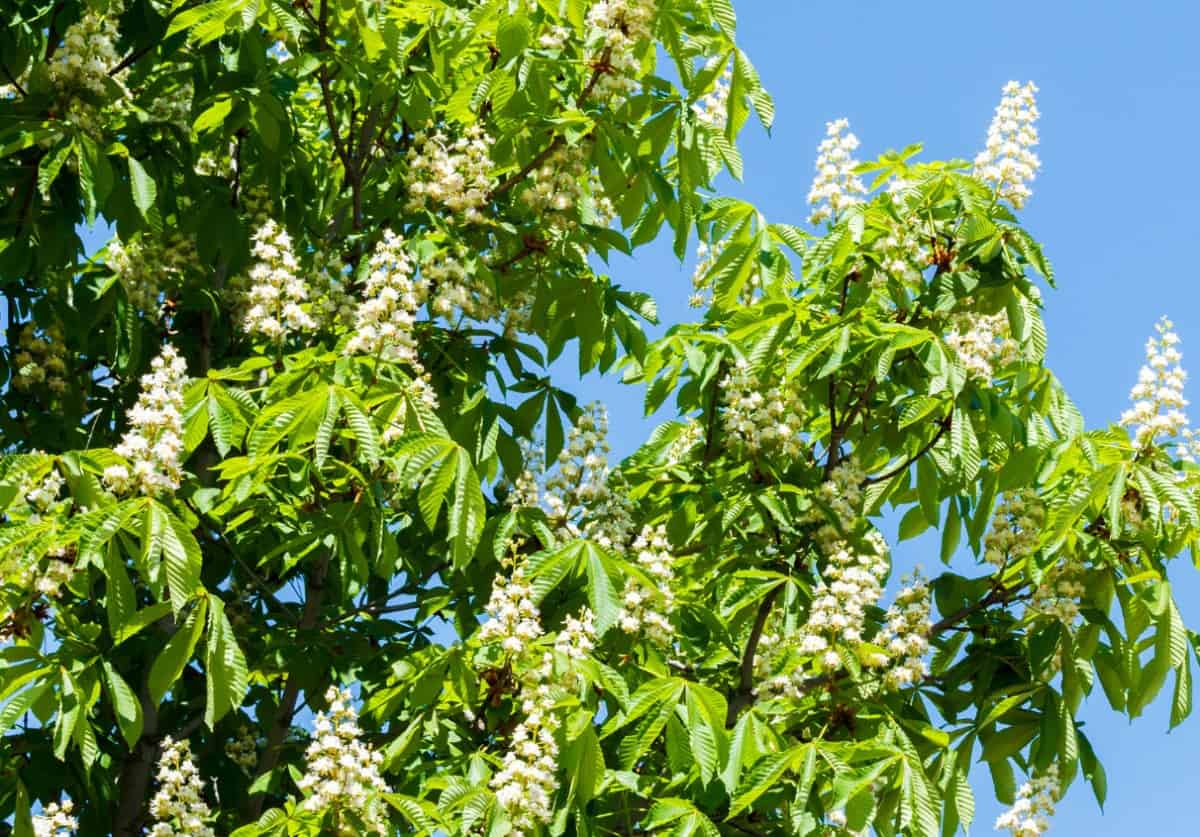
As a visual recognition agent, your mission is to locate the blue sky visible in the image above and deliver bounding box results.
[569,0,1200,832]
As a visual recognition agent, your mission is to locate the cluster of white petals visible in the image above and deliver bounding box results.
[875,573,932,689]
[584,0,657,105]
[243,220,317,340]
[807,118,866,225]
[539,24,571,50]
[404,124,494,223]
[814,459,865,550]
[984,491,1045,569]
[346,231,429,367]
[32,798,77,837]
[108,233,200,315]
[297,687,390,834]
[796,532,890,671]
[946,311,1015,381]
[479,565,544,656]
[32,548,74,600]
[225,725,258,771]
[720,358,806,458]
[615,525,676,644]
[974,81,1041,209]
[11,323,68,395]
[148,737,215,837]
[520,142,599,226]
[103,345,188,497]
[1028,559,1085,625]
[1120,316,1189,448]
[47,8,122,97]
[425,250,496,321]
[688,237,726,308]
[491,682,560,836]
[310,252,358,331]
[21,470,65,521]
[995,765,1060,837]
[665,419,706,465]
[878,220,924,282]
[693,66,732,129]
[554,607,597,663]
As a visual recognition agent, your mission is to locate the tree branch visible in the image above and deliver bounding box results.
[726,585,782,726]
[862,408,953,486]
[1,61,26,96]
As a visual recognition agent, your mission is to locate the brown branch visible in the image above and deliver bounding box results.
[1,62,26,96]
[44,3,66,61]
[247,554,331,819]
[726,585,782,726]
[862,408,953,486]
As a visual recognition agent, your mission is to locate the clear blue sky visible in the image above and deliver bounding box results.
[570,0,1200,832]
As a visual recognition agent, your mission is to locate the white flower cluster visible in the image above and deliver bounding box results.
[225,725,258,771]
[491,682,560,836]
[520,141,591,224]
[21,469,66,521]
[875,572,932,690]
[693,66,732,130]
[974,81,1041,210]
[878,221,925,282]
[479,565,544,656]
[32,799,77,837]
[814,459,866,551]
[297,687,390,834]
[244,220,318,340]
[425,250,496,321]
[1120,316,1189,448]
[108,233,200,315]
[584,0,657,105]
[404,123,494,223]
[346,231,429,368]
[720,358,806,458]
[33,548,75,600]
[807,118,866,225]
[983,491,1045,569]
[148,737,215,837]
[615,525,676,644]
[945,311,1015,381]
[796,532,890,672]
[994,764,1060,837]
[554,607,597,663]
[1028,559,1085,625]
[103,345,188,497]
[47,7,122,97]
[539,24,572,50]
[11,323,68,395]
[310,251,358,331]
[665,419,705,465]
[688,237,724,309]
[146,79,193,131]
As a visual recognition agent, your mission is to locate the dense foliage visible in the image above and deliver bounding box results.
[2,1,1198,836]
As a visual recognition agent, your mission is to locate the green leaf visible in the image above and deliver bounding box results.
[155,502,203,614]
[205,597,249,728]
[102,661,143,747]
[497,16,531,59]
[128,157,157,218]
[148,598,208,708]
[193,96,234,134]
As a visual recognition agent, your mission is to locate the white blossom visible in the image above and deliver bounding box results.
[584,0,657,105]
[346,231,428,368]
[404,123,494,223]
[554,607,597,662]
[807,118,866,225]
[796,532,890,673]
[108,233,200,315]
[519,141,611,228]
[225,725,258,771]
[974,81,1041,209]
[995,764,1060,837]
[424,249,497,321]
[693,65,732,130]
[243,220,318,340]
[1028,559,1085,625]
[615,525,676,645]
[491,682,560,836]
[103,345,188,497]
[876,572,932,689]
[945,310,1016,381]
[984,491,1045,569]
[32,798,77,837]
[720,358,806,458]
[297,687,390,834]
[479,566,544,657]
[148,737,215,837]
[47,8,123,97]
[1120,316,1189,448]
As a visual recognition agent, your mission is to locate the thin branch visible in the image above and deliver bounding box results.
[862,408,953,486]
[1,62,27,96]
[726,585,782,726]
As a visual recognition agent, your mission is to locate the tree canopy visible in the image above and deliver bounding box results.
[1,2,1197,836]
